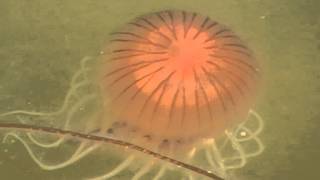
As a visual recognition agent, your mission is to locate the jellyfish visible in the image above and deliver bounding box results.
[0,10,264,180]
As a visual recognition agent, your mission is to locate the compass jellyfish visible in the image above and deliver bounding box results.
[0,10,264,180]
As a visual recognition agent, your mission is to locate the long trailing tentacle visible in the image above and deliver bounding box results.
[223,130,247,169]
[153,165,167,180]
[205,149,224,176]
[0,123,225,180]
[132,160,154,180]
[205,109,264,172]
[87,155,135,180]
[15,93,97,148]
[3,133,100,170]
[0,56,97,148]
[0,56,94,119]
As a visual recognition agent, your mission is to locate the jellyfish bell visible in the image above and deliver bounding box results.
[99,10,260,157]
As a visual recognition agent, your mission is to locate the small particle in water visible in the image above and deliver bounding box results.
[9,155,16,160]
[240,131,247,137]
[260,15,266,19]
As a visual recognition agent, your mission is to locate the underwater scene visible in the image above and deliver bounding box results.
[0,0,319,180]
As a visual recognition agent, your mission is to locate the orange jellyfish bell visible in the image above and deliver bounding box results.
[100,10,260,153]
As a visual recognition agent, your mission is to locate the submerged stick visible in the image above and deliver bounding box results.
[0,122,224,180]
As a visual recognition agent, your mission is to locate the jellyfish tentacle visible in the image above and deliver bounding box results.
[70,67,90,87]
[248,109,265,135]
[80,56,94,69]
[188,174,194,180]
[205,149,223,174]
[210,139,227,173]
[17,65,97,146]
[221,133,246,168]
[51,78,92,116]
[132,160,154,180]
[17,94,97,148]
[0,110,56,117]
[17,116,65,148]
[209,109,264,170]
[0,56,94,119]
[228,110,265,158]
[60,55,94,110]
[234,126,260,142]
[63,94,97,129]
[3,133,99,170]
[153,165,167,180]
[203,109,264,174]
[58,140,94,158]
[2,132,17,143]
[246,136,264,158]
[0,80,91,119]
[87,155,135,180]
[78,56,94,80]
[25,131,64,148]
[225,127,264,160]
[40,79,92,116]
[223,131,247,170]
[232,109,265,156]
[24,129,92,151]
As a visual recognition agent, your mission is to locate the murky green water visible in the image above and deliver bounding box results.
[0,0,319,179]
